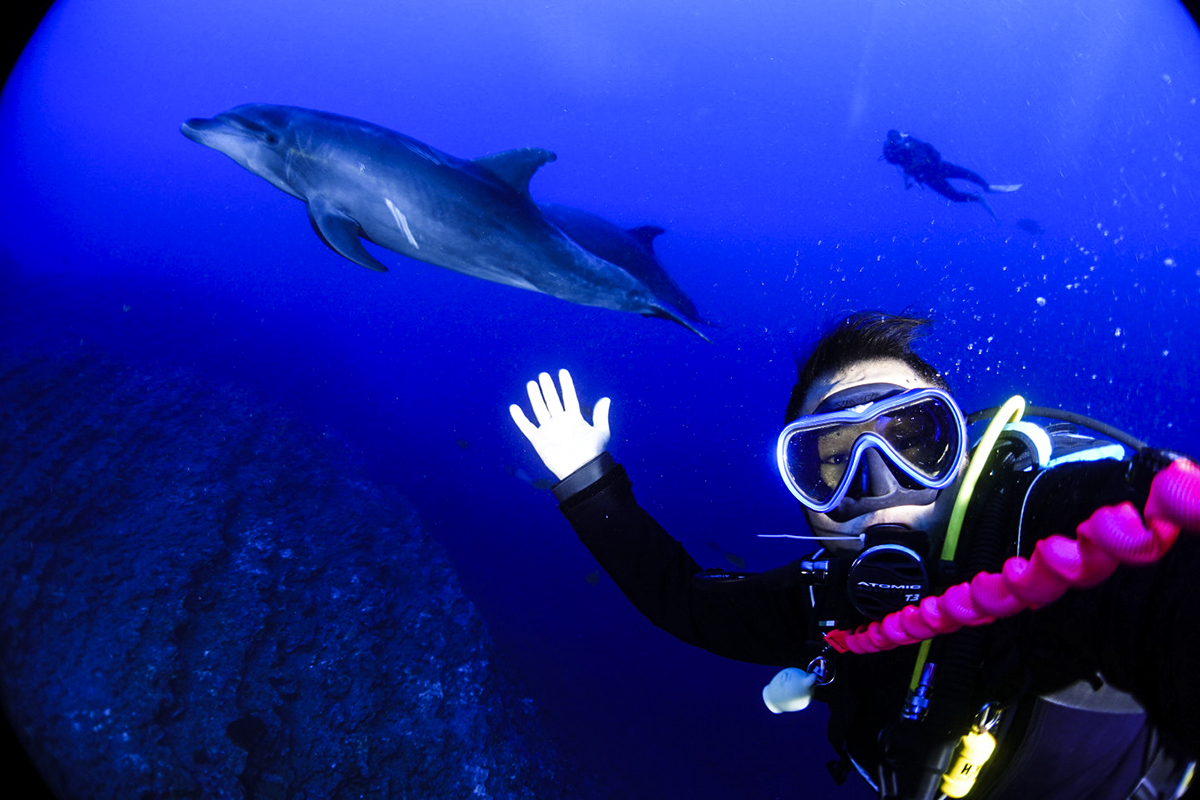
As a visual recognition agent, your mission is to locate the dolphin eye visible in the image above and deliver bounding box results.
[265,133,280,145]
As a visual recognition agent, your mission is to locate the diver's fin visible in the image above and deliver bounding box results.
[308,196,388,272]
[976,194,999,223]
[987,184,1022,193]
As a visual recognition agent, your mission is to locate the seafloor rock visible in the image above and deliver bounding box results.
[0,350,594,799]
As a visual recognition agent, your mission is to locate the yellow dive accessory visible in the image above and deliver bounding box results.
[940,705,1002,798]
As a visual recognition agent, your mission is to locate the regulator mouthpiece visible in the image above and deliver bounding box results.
[762,667,817,714]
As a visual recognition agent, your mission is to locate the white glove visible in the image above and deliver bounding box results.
[509,369,612,480]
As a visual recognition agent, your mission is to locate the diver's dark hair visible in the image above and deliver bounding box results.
[784,312,947,422]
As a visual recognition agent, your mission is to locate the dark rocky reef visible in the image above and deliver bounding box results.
[0,350,596,799]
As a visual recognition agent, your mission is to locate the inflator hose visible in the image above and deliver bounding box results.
[927,480,1012,724]
[826,458,1200,655]
[882,468,1018,800]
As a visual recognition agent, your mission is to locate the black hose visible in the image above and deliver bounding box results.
[893,455,1017,800]
[966,405,1146,451]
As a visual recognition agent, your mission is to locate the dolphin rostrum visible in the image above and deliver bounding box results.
[181,104,706,337]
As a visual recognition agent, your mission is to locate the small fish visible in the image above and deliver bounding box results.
[505,464,554,491]
[585,570,601,585]
[1016,218,1045,236]
[455,439,470,450]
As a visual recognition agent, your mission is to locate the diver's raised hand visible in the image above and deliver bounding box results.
[509,369,611,481]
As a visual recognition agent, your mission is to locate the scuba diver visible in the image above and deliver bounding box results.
[882,131,1022,221]
[508,312,1200,800]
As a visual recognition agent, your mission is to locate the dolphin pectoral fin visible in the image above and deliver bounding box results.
[472,148,557,198]
[306,197,388,272]
[987,184,1022,193]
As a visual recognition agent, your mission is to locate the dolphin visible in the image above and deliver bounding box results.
[181,104,706,337]
[538,203,705,327]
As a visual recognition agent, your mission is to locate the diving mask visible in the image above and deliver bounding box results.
[777,385,967,515]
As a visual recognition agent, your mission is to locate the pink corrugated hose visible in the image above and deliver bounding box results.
[825,458,1200,655]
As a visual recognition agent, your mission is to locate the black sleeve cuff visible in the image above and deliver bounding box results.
[552,451,617,502]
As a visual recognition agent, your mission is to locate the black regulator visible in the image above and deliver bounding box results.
[800,524,936,623]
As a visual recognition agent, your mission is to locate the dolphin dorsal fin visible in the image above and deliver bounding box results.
[473,148,557,197]
[628,226,666,250]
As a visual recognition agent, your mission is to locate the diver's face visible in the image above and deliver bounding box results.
[798,359,962,553]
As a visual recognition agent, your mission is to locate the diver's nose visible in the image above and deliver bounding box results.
[847,448,903,499]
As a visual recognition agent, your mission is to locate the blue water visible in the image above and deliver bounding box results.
[2,1,1199,797]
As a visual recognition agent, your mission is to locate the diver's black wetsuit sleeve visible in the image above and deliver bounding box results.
[554,454,813,667]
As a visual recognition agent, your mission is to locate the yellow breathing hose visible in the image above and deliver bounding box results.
[940,396,1027,562]
[908,395,1026,692]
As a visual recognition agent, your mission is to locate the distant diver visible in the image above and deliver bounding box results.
[882,130,1021,221]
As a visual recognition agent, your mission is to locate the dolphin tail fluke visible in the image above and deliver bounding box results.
[307,196,388,272]
[646,306,712,341]
[987,183,1022,193]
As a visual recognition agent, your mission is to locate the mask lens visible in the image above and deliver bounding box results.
[783,420,856,506]
[877,397,960,478]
